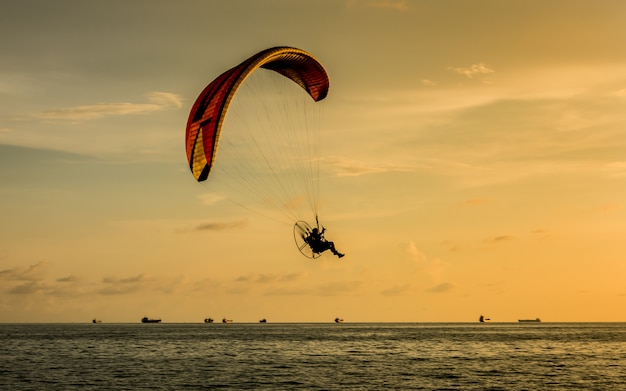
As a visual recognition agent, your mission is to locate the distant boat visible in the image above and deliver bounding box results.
[259,318,267,323]
[92,318,102,324]
[222,318,233,323]
[334,317,343,323]
[204,317,214,323]
[141,317,161,323]
[519,318,541,323]
[479,315,490,322]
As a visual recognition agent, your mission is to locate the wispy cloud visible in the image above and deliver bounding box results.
[448,63,494,78]
[441,240,464,252]
[404,241,428,264]
[99,274,153,295]
[198,192,226,205]
[9,281,52,295]
[485,235,515,243]
[56,275,81,283]
[426,282,454,293]
[191,277,227,295]
[0,261,85,297]
[195,219,248,231]
[154,274,191,294]
[444,234,518,252]
[34,91,182,121]
[483,235,515,244]
[0,260,48,282]
[323,156,413,177]
[402,241,448,284]
[232,273,361,297]
[95,273,192,296]
[263,280,362,296]
[347,0,409,11]
[531,229,552,240]
[235,272,305,284]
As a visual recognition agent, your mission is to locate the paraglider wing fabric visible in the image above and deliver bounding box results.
[185,46,330,182]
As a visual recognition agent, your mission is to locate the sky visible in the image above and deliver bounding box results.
[1,0,625,323]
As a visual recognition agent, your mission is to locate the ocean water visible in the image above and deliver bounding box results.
[1,322,624,390]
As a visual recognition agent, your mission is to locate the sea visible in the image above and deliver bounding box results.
[1,322,624,390]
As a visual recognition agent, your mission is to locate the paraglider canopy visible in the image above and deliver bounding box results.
[185,46,330,182]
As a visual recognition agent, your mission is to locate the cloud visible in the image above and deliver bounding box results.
[347,0,409,11]
[444,234,516,252]
[448,63,494,78]
[154,274,191,294]
[0,262,87,297]
[34,91,182,121]
[9,281,51,295]
[191,278,227,295]
[144,91,183,108]
[323,156,413,177]
[102,274,151,284]
[404,241,428,264]
[198,192,226,205]
[401,241,449,284]
[56,275,81,283]
[484,235,515,243]
[99,274,152,295]
[233,272,310,296]
[441,240,464,252]
[195,219,248,231]
[263,280,362,296]
[0,260,48,282]
[531,229,553,240]
[98,285,140,296]
[426,282,454,293]
[235,272,305,284]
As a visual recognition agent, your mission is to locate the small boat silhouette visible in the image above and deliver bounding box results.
[518,318,541,323]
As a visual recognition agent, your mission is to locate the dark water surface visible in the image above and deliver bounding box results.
[1,322,624,390]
